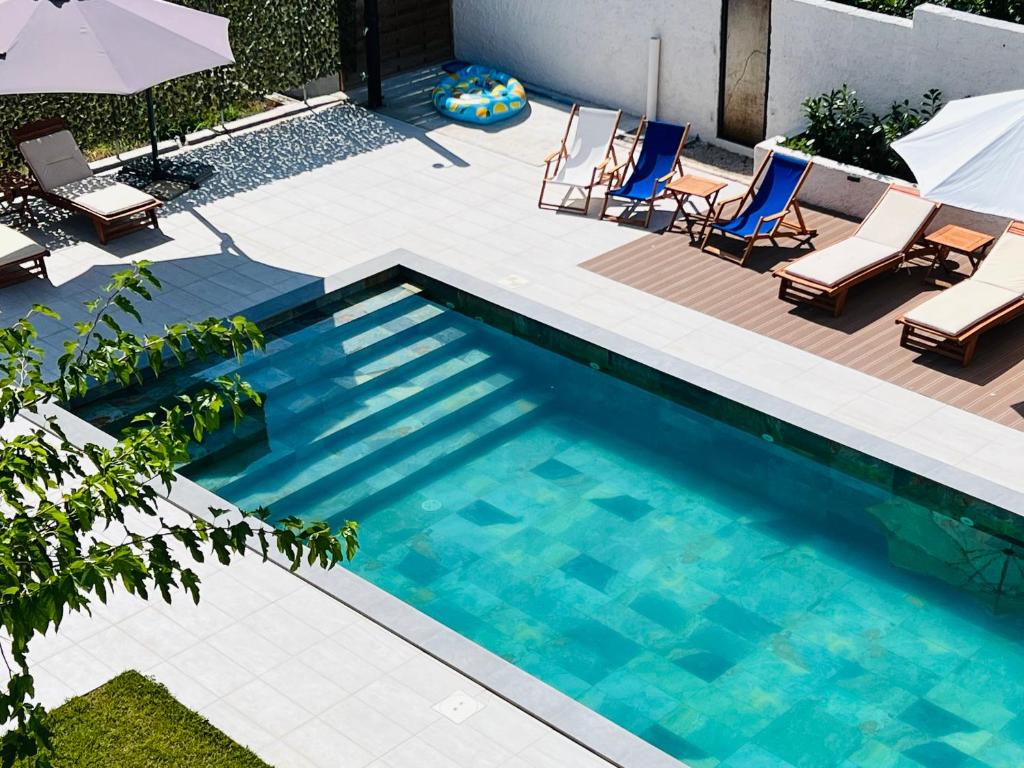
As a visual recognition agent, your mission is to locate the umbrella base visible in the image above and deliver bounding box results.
[117,157,216,201]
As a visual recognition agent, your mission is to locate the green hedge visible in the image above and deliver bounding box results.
[834,0,1023,23]
[0,0,355,171]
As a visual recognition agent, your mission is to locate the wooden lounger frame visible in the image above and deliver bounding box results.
[773,185,937,317]
[0,247,49,289]
[538,104,623,215]
[600,118,690,229]
[10,118,162,245]
[896,221,1024,366]
[701,151,816,266]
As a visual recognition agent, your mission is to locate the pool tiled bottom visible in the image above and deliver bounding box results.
[352,414,1024,768]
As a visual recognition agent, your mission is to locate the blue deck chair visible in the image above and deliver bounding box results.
[601,119,690,228]
[701,151,816,265]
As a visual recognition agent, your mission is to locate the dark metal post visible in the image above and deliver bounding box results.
[365,0,382,108]
[145,88,163,180]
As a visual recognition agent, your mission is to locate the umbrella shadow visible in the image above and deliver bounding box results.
[15,101,416,249]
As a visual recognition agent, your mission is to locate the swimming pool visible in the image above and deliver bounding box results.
[77,278,1024,768]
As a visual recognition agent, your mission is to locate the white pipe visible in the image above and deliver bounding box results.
[646,36,661,121]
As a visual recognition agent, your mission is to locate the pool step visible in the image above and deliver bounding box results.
[205,292,448,390]
[79,285,434,434]
[325,391,553,525]
[186,336,494,489]
[273,344,495,449]
[217,368,522,512]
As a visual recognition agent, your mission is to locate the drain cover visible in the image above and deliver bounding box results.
[433,690,483,723]
[421,499,443,512]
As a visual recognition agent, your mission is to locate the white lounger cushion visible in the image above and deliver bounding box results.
[54,177,156,218]
[855,190,937,250]
[783,237,895,287]
[903,230,1024,336]
[550,107,619,188]
[970,232,1024,292]
[783,188,936,287]
[18,130,93,192]
[903,280,1020,336]
[0,225,46,267]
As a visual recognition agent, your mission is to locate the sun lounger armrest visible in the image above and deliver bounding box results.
[656,171,678,183]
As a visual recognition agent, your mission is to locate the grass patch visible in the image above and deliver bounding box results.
[19,671,270,768]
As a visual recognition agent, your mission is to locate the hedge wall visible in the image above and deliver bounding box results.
[834,0,1023,23]
[0,0,355,171]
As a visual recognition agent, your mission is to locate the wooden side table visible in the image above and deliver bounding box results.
[666,175,728,241]
[920,224,994,287]
[0,170,35,227]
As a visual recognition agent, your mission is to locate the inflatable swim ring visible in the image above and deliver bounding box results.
[432,64,527,125]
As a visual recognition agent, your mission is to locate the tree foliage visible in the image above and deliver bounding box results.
[835,0,1023,22]
[0,263,358,767]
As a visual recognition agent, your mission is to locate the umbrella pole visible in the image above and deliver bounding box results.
[145,88,163,180]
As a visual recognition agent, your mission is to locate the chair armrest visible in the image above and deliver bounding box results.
[543,146,567,163]
[710,194,744,221]
[762,211,787,222]
[656,171,678,183]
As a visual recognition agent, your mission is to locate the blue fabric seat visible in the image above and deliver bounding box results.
[702,152,815,264]
[602,120,688,227]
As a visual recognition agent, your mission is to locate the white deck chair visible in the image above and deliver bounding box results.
[539,105,622,214]
[773,185,939,315]
[898,222,1024,365]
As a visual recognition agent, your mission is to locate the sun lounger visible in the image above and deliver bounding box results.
[11,118,161,245]
[773,185,939,315]
[897,222,1024,365]
[539,105,622,214]
[600,118,690,228]
[0,224,49,288]
[701,151,815,265]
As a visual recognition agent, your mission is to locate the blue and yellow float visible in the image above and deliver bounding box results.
[432,64,527,125]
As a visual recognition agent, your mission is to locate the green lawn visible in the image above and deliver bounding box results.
[19,671,270,768]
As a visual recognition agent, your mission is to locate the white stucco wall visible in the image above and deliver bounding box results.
[767,1,1024,138]
[451,0,723,140]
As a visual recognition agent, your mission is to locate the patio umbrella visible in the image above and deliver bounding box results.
[0,0,234,179]
[892,89,1024,220]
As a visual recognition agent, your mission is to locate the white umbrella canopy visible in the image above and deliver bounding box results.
[0,0,234,95]
[892,90,1024,220]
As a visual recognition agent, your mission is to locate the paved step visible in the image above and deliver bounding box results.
[79,284,431,433]
[217,369,521,511]
[324,392,552,525]
[272,345,495,449]
[192,343,499,490]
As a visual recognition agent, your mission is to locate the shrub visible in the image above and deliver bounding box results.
[782,85,942,178]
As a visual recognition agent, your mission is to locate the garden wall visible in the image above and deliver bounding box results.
[767,1,1024,138]
[451,0,722,140]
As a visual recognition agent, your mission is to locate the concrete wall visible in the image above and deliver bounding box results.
[767,1,1024,138]
[451,0,723,140]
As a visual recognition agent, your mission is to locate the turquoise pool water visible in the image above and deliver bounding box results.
[79,283,1024,767]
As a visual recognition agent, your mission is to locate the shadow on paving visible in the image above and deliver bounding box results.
[13,102,412,251]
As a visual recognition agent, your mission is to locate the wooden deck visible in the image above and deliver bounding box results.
[582,208,1024,431]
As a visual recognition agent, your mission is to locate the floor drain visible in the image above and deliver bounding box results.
[589,361,601,371]
[761,433,775,443]
[960,516,975,527]
[421,499,442,512]
[433,690,483,723]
